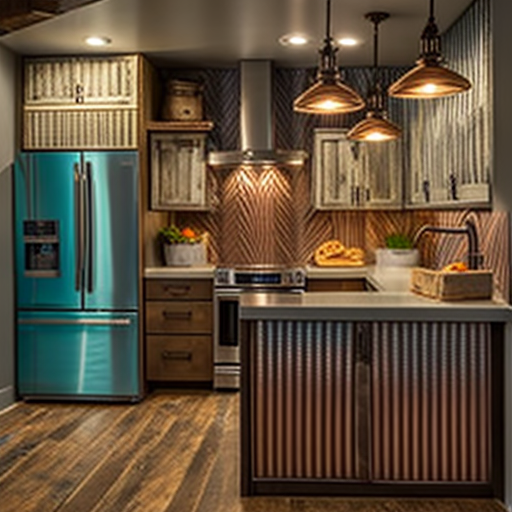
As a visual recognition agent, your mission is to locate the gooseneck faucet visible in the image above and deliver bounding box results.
[412,219,483,270]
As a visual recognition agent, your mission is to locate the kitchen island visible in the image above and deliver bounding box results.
[239,281,512,499]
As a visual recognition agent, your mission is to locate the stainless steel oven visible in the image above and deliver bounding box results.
[213,266,306,389]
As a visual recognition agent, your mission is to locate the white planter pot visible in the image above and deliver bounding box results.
[163,243,206,266]
[375,248,419,268]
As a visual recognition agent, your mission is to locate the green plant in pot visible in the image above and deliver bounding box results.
[376,233,419,267]
[159,225,207,266]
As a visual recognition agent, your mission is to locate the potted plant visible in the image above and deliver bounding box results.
[375,233,419,267]
[159,225,207,266]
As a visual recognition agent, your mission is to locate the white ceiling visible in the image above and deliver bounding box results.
[0,0,474,67]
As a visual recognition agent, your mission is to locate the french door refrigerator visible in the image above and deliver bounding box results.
[15,152,141,401]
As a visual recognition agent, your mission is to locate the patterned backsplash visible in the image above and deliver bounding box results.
[176,165,509,301]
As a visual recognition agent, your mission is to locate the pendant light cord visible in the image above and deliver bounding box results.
[429,0,435,21]
[325,0,332,41]
[373,18,379,84]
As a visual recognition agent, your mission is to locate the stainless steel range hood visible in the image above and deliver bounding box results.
[208,60,307,167]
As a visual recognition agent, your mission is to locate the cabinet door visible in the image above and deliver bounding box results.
[370,321,491,483]
[24,56,138,107]
[24,58,78,106]
[360,139,403,209]
[150,133,208,210]
[312,129,358,209]
[77,56,138,106]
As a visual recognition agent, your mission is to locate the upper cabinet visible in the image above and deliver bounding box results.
[407,100,491,208]
[150,129,211,211]
[24,56,138,106]
[22,55,139,150]
[312,128,402,210]
[406,0,491,208]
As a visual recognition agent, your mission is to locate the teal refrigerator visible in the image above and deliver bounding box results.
[15,152,141,401]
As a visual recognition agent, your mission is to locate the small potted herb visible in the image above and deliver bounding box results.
[159,225,207,266]
[375,233,419,267]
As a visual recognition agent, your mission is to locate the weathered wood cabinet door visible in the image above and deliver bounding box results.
[150,133,208,211]
[408,102,491,208]
[360,139,402,209]
[312,129,358,209]
[24,55,138,106]
[312,128,402,210]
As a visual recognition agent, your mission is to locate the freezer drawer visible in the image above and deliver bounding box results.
[17,311,140,400]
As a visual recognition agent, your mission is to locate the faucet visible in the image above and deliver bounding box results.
[412,219,483,270]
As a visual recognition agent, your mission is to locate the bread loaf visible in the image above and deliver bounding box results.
[313,240,365,267]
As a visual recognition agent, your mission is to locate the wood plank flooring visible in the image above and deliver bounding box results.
[0,391,506,512]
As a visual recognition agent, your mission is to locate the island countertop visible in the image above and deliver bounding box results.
[239,289,512,323]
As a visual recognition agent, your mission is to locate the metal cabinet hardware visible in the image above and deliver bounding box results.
[161,350,192,361]
[75,84,84,103]
[162,311,192,320]
[422,179,430,203]
[449,173,458,200]
[163,285,191,296]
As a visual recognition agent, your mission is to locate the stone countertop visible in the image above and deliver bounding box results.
[241,266,512,323]
[239,291,512,323]
[144,264,216,279]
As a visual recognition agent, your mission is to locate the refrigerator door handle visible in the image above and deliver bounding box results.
[85,161,94,294]
[74,162,84,291]
[18,318,132,326]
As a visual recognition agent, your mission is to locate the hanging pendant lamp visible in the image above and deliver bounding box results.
[347,12,401,142]
[293,0,365,114]
[388,0,471,99]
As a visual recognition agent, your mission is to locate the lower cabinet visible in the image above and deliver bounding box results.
[144,279,213,383]
[146,335,212,382]
[242,319,504,497]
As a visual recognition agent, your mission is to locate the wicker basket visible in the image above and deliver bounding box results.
[161,80,203,121]
[410,267,493,301]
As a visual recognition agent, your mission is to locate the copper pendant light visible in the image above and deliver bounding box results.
[347,12,401,142]
[293,0,365,114]
[388,0,471,99]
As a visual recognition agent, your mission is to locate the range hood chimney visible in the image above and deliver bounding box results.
[208,61,307,167]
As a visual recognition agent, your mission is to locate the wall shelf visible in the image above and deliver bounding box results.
[146,120,214,132]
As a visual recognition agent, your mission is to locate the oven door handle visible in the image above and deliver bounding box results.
[214,289,243,300]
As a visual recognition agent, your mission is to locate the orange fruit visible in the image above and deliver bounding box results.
[442,261,468,272]
[181,227,196,239]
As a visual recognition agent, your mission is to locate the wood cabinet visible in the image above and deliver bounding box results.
[150,131,209,211]
[22,55,139,149]
[144,278,213,383]
[24,55,138,107]
[408,102,491,208]
[312,128,402,210]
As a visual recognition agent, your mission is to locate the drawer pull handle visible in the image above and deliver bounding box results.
[163,285,191,296]
[161,350,192,361]
[162,311,192,320]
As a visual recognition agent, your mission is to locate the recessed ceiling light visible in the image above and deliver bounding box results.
[338,38,359,47]
[85,36,112,47]
[279,34,309,47]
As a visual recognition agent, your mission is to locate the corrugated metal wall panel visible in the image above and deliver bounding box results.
[251,320,359,480]
[371,322,491,482]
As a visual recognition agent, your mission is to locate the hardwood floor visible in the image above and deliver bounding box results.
[0,392,506,512]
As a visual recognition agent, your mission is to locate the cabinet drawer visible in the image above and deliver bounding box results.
[146,335,212,381]
[145,301,212,334]
[145,279,212,301]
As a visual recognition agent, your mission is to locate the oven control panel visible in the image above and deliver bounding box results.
[214,267,306,289]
